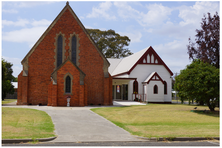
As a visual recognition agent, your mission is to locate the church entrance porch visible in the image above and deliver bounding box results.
[112,78,136,101]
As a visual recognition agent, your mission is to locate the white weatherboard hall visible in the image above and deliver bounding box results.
[108,46,173,103]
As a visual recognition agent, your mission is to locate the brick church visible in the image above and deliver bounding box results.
[17,2,113,106]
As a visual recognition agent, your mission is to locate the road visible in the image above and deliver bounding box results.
[2,140,220,146]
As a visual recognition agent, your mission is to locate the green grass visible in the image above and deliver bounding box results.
[2,99,17,105]
[2,107,55,139]
[91,104,219,138]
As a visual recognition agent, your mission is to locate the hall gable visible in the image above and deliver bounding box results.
[137,47,165,65]
[128,46,173,76]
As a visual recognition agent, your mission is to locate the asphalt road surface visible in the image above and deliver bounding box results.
[2,140,220,146]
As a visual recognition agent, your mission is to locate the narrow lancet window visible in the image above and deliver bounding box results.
[71,35,77,64]
[57,35,63,67]
[65,76,71,93]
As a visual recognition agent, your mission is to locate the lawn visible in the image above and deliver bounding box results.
[2,99,17,105]
[91,104,219,138]
[2,107,55,139]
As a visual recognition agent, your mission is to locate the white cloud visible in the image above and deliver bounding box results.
[3,19,51,28]
[2,9,18,13]
[114,1,140,21]
[119,31,142,43]
[139,3,172,27]
[2,26,48,47]
[7,1,55,8]
[2,56,22,65]
[114,2,172,27]
[2,18,51,47]
[87,1,116,20]
[178,1,219,27]
[2,19,29,27]
[31,19,52,27]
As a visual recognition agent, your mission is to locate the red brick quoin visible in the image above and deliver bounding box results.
[17,2,113,106]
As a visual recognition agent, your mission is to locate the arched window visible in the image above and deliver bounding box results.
[133,80,138,94]
[57,35,63,67]
[154,85,158,94]
[65,76,71,93]
[71,35,77,64]
[164,81,167,94]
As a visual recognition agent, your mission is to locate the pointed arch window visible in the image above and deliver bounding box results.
[164,81,167,94]
[133,80,138,94]
[65,76,71,93]
[57,35,63,67]
[71,35,77,64]
[154,85,158,94]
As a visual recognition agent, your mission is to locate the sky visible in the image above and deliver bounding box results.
[1,1,220,77]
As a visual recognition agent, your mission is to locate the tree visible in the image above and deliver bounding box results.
[87,29,133,58]
[187,12,220,68]
[12,76,18,82]
[2,59,14,100]
[174,59,219,111]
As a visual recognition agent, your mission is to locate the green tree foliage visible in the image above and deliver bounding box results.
[2,59,14,100]
[187,12,220,68]
[12,77,18,82]
[174,60,219,111]
[87,29,132,58]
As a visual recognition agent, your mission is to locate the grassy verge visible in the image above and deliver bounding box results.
[2,99,17,105]
[91,104,219,138]
[2,107,55,139]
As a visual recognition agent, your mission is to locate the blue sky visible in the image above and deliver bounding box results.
[2,1,220,77]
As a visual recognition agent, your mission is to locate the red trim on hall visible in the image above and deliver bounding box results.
[112,72,129,77]
[113,77,137,80]
[128,46,173,76]
[146,72,164,84]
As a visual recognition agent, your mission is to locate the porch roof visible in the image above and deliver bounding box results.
[113,77,137,80]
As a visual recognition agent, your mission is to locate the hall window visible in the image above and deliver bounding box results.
[65,75,71,93]
[154,85,158,94]
[133,80,138,94]
[71,35,77,64]
[57,35,63,67]
[164,81,167,94]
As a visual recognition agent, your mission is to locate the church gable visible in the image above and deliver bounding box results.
[21,2,109,77]
[51,58,85,85]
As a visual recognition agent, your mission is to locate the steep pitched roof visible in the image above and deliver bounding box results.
[51,57,85,85]
[143,72,164,84]
[21,2,109,67]
[108,46,173,77]
[107,47,148,76]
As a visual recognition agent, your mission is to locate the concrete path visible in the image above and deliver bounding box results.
[113,101,146,106]
[2,101,144,142]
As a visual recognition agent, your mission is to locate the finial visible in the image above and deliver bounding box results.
[66,1,69,5]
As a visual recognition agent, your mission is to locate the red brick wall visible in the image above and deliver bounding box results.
[17,71,23,105]
[47,81,52,106]
[18,6,112,106]
[109,74,113,105]
[56,61,82,106]
[17,71,28,105]
[51,84,57,106]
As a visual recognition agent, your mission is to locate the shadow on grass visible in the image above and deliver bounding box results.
[190,110,219,117]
